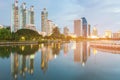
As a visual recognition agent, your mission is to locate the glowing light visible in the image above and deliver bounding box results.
[31,44,33,49]
[41,44,44,48]
[14,74,17,79]
[93,48,97,55]
[90,35,99,39]
[82,62,85,67]
[21,36,25,41]
[30,55,35,59]
[54,54,57,59]
[21,46,25,51]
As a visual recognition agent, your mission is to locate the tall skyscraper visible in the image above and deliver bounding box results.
[74,20,82,37]
[88,24,91,36]
[81,17,87,38]
[11,0,19,32]
[30,6,34,24]
[25,6,36,31]
[41,8,48,33]
[20,2,27,28]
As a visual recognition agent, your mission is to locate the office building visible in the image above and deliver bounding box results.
[74,20,82,37]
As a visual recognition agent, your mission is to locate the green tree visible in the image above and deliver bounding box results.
[51,27,61,39]
[15,29,41,41]
[0,28,11,40]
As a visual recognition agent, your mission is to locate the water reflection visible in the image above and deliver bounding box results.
[1,42,120,80]
[41,43,63,73]
[74,42,90,66]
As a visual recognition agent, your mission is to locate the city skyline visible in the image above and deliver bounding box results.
[0,0,120,35]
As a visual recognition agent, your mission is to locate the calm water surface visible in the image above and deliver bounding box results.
[0,42,120,80]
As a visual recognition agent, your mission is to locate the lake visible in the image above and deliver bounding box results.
[0,42,120,80]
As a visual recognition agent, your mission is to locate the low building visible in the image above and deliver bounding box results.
[25,24,36,31]
[105,30,112,38]
[112,32,120,38]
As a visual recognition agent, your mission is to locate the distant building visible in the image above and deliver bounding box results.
[47,20,56,35]
[64,27,69,36]
[105,30,112,38]
[74,20,82,37]
[88,24,91,36]
[92,27,98,36]
[11,0,19,32]
[81,17,87,38]
[41,8,48,34]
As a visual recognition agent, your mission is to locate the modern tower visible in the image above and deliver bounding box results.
[20,2,27,28]
[25,6,36,31]
[11,0,19,32]
[81,17,87,38]
[41,8,48,33]
[74,20,82,37]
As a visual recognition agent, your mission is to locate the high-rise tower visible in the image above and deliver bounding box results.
[41,8,48,33]
[30,6,34,24]
[74,20,82,37]
[11,0,19,32]
[81,17,87,38]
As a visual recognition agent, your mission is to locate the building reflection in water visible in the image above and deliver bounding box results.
[41,43,61,73]
[11,53,35,80]
[11,45,36,80]
[63,43,69,56]
[41,44,49,73]
[10,42,91,79]
[74,42,91,67]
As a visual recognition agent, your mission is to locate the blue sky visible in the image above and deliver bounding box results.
[0,0,120,35]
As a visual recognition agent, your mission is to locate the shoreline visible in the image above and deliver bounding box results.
[0,41,38,46]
